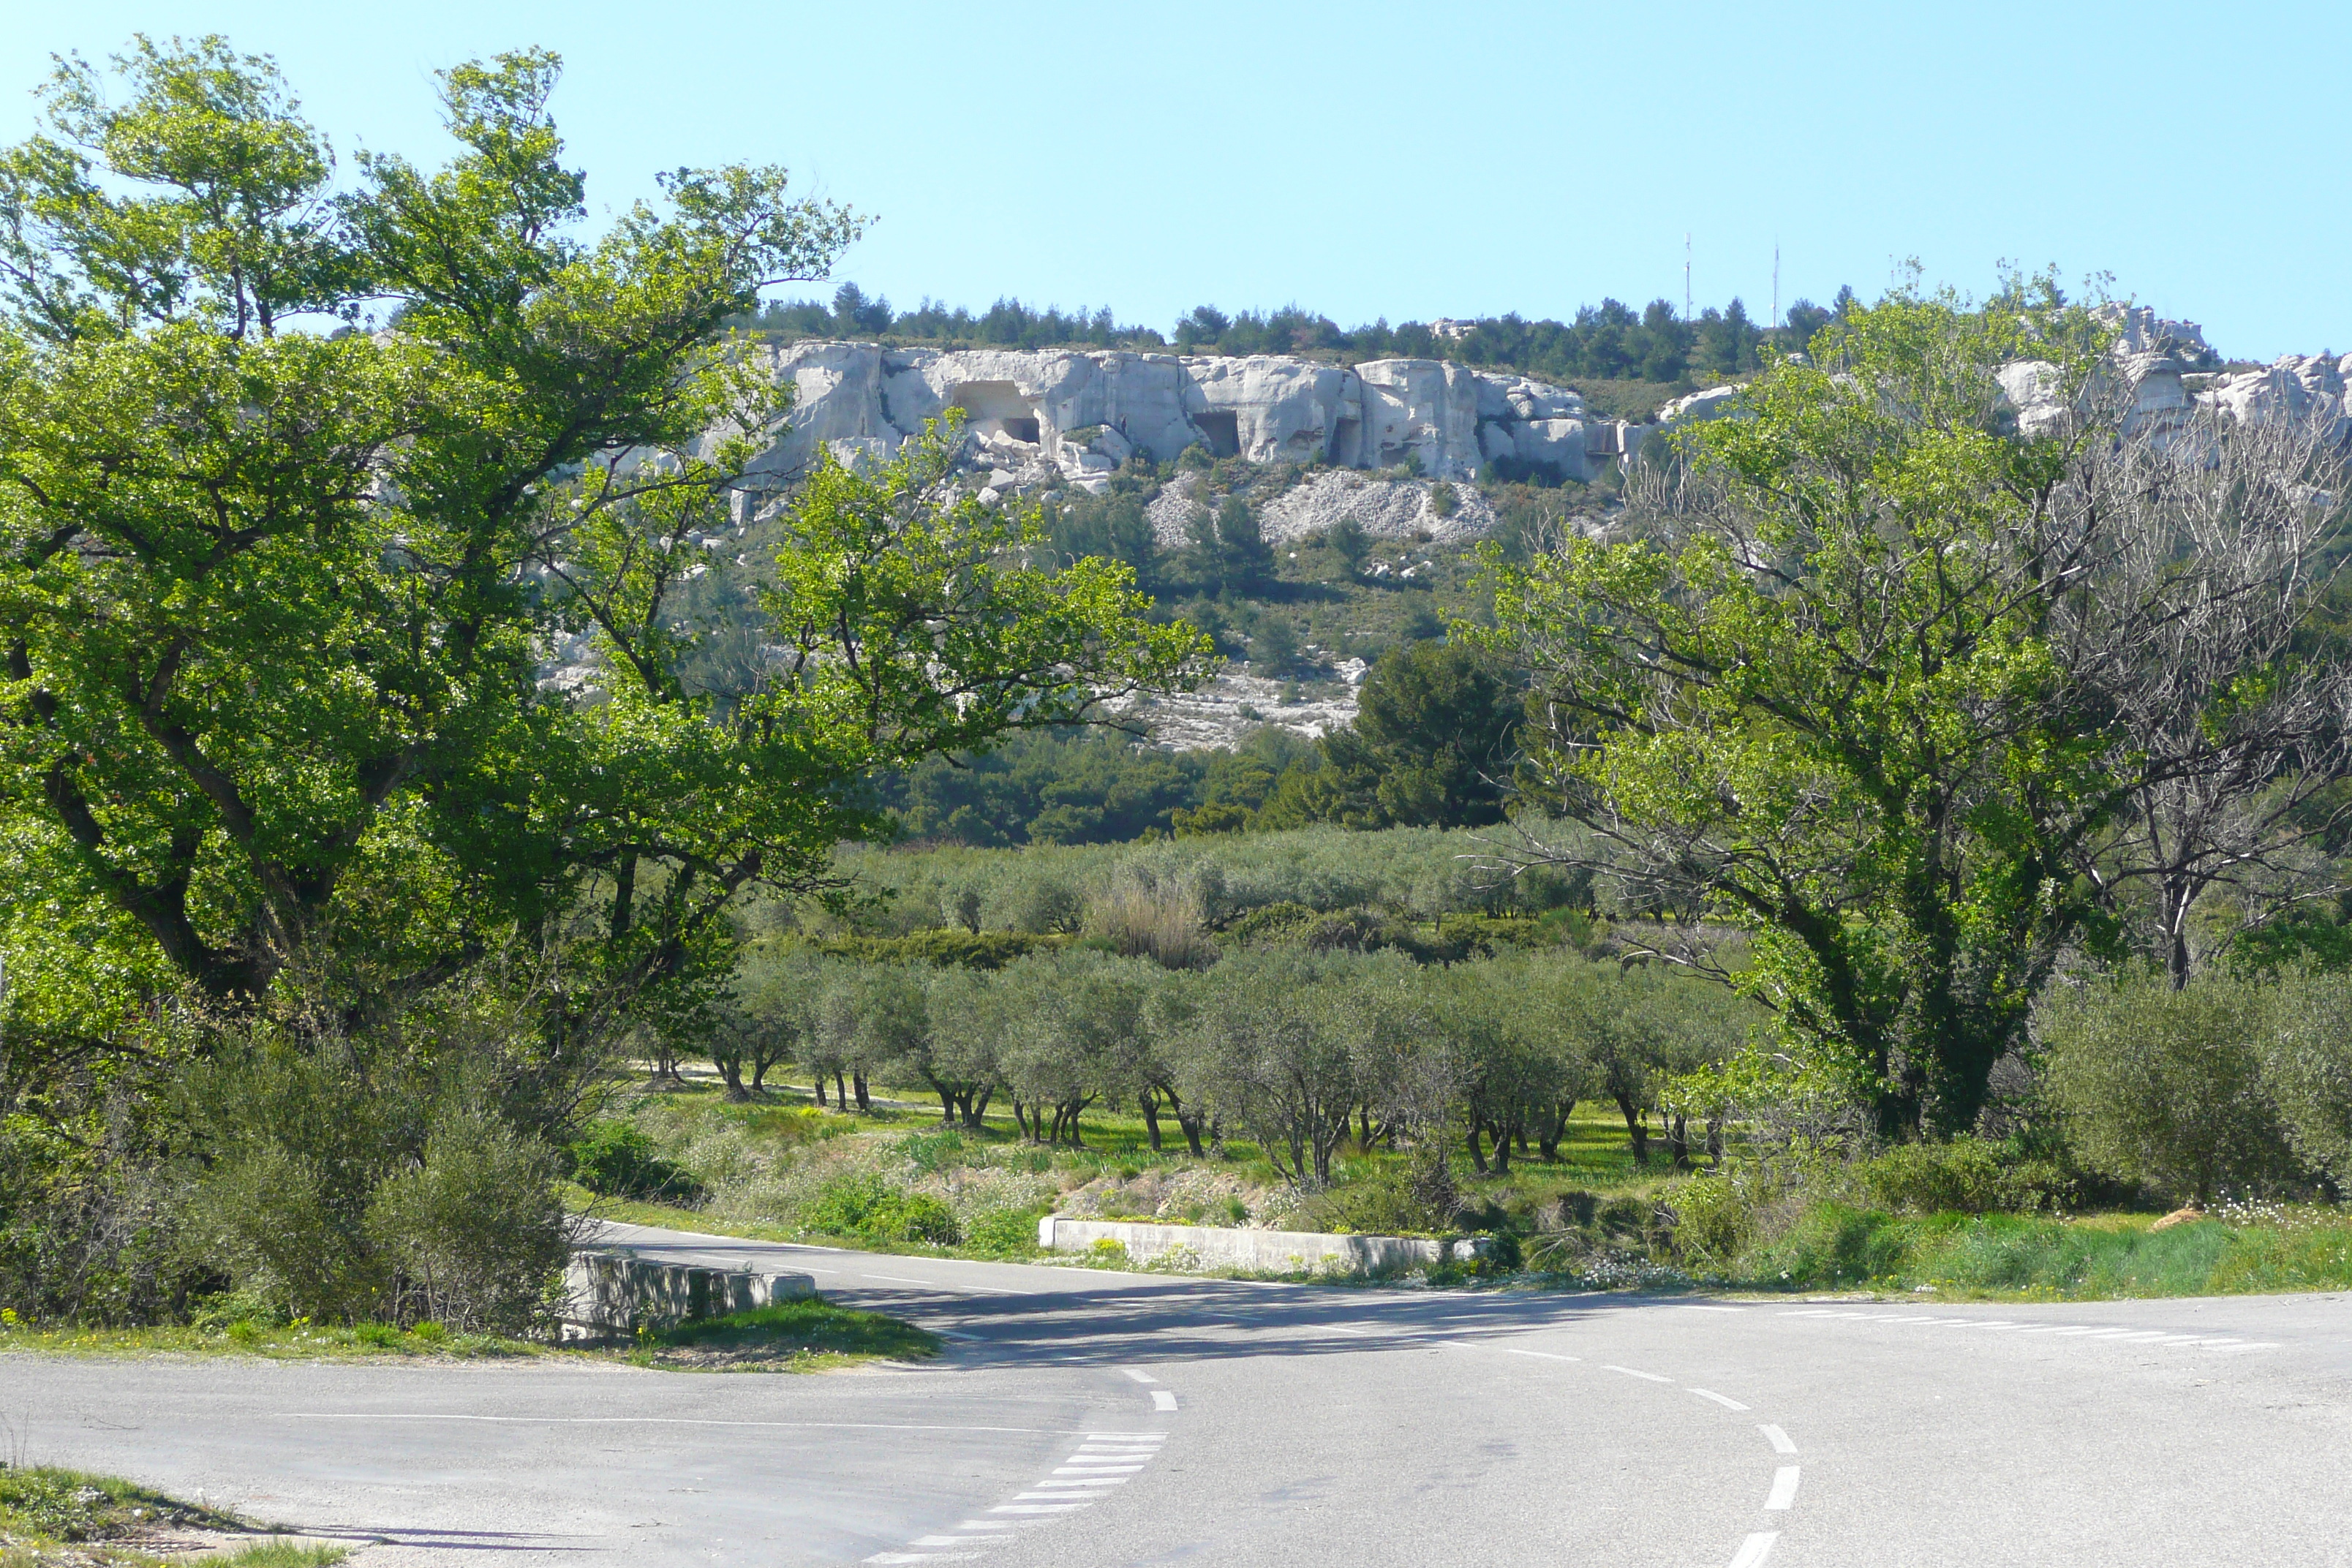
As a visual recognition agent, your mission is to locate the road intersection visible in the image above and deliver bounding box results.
[10,1221,2350,1565]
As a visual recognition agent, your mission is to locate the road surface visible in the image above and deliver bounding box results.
[10,1219,2351,1566]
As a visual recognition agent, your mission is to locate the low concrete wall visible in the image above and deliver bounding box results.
[1038,1215,1477,1275]
[562,1252,814,1338]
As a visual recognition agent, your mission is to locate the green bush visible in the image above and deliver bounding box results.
[2040,970,2302,1202]
[1850,1137,2073,1215]
[962,1206,1048,1258]
[364,1109,573,1335]
[568,1120,705,1204]
[801,1174,961,1246]
[2256,969,2352,1186]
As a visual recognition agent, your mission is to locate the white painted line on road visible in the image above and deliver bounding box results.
[1017,1488,1113,1499]
[913,1536,1003,1546]
[1602,1365,1674,1384]
[1151,1390,1178,1411]
[1764,1467,1800,1510]
[1670,1304,1746,1312]
[1727,1531,1779,1567]
[867,1553,979,1564]
[1081,1432,1166,1439]
[1689,1389,1749,1411]
[1324,1324,1371,1335]
[862,1273,939,1285]
[1497,1346,1581,1362]
[286,1414,1049,1434]
[1759,1425,1797,1455]
[990,1503,1090,1514]
[1122,1368,1158,1384]
[1052,1467,1142,1476]
[2110,1331,2171,1342]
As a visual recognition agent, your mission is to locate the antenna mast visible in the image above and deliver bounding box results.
[1684,233,1692,322]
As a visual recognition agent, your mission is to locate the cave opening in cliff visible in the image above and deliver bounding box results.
[949,381,1042,445]
[1194,410,1240,459]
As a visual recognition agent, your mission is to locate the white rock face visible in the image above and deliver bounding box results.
[740,340,1624,487]
[1256,471,1498,547]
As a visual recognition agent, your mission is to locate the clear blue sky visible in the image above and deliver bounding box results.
[4,0,2345,360]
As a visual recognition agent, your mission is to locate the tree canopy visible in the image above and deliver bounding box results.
[0,37,1207,1047]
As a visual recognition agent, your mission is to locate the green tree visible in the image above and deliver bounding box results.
[1259,639,1523,830]
[0,39,1207,1037]
[1485,275,2132,1139]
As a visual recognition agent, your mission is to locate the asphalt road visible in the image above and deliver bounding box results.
[11,1220,2352,1566]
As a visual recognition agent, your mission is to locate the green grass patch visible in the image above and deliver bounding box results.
[0,1315,546,1362]
[1732,1205,2352,1300]
[626,1300,940,1371]
[0,1464,344,1567]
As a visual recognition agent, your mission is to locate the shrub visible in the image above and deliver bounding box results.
[364,1109,574,1335]
[801,1174,961,1246]
[567,1120,705,1204]
[2039,970,2302,1202]
[2256,969,2352,1187]
[1850,1137,2073,1215]
[962,1206,1048,1258]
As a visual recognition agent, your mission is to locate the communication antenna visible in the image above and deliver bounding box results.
[1684,234,1692,322]
[1773,241,1781,331]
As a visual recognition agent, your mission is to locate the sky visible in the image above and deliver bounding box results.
[1,0,2345,361]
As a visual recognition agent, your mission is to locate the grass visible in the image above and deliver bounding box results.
[1730,1204,2352,1301]
[626,1300,940,1371]
[0,1316,549,1362]
[0,1464,345,1567]
[0,1294,934,1376]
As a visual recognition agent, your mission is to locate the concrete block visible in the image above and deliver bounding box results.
[562,1251,814,1338]
[1037,1215,1485,1275]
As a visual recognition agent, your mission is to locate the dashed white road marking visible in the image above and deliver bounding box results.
[1671,1304,1746,1312]
[1150,1390,1178,1411]
[1728,1532,1779,1567]
[1689,1389,1749,1411]
[1121,1368,1158,1384]
[1759,1425,1797,1455]
[1764,1466,1800,1510]
[861,1273,938,1285]
[1497,1346,1581,1362]
[1602,1365,1674,1384]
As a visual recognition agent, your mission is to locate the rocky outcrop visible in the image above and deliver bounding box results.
[737,340,1635,491]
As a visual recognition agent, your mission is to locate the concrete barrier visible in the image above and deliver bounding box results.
[561,1252,815,1339]
[1037,1215,1482,1275]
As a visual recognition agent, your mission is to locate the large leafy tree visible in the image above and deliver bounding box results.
[1485,278,2161,1139]
[0,37,1206,1046]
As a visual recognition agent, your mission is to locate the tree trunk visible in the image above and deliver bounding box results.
[1177,1107,1207,1158]
[1466,1121,1490,1175]
[1141,1093,1164,1153]
[1666,1111,1690,1172]
[813,1073,828,1107]
[1490,1115,1514,1175]
[965,1086,992,1131]
[834,1070,848,1109]
[1614,1092,1650,1166]
[718,1057,747,1102]
[852,1071,870,1112]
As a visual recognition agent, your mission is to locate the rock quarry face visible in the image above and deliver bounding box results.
[737,339,1648,492]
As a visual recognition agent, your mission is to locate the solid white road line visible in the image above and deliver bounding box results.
[1122,1368,1158,1384]
[1764,1467,1800,1510]
[287,1414,1046,1433]
[1689,1389,1750,1411]
[1602,1365,1674,1383]
[990,1503,1090,1515]
[1671,1304,1746,1312]
[1759,1425,1798,1456]
[1497,1346,1581,1362]
[1727,1534,1779,1568]
[1151,1390,1178,1411]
